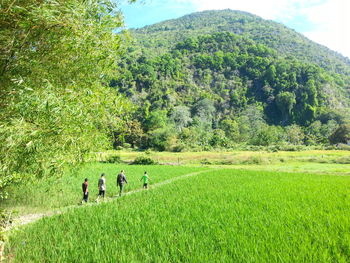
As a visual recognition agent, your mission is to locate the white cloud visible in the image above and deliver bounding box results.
[175,0,350,58]
[301,0,350,58]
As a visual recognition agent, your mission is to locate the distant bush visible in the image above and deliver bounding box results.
[324,145,337,150]
[243,155,269,165]
[332,156,350,164]
[132,156,158,165]
[280,145,305,151]
[335,144,350,151]
[213,160,236,165]
[266,145,280,152]
[200,158,212,165]
[171,144,186,152]
[122,143,132,149]
[103,155,122,164]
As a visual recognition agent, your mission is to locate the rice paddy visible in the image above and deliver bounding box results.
[1,164,207,215]
[5,168,350,262]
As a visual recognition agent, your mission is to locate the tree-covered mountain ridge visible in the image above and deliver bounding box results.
[131,9,350,76]
[109,9,350,151]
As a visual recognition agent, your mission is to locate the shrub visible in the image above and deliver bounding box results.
[122,143,132,149]
[171,144,186,152]
[200,159,212,165]
[132,156,158,165]
[280,145,305,151]
[266,145,280,152]
[103,155,122,164]
[333,156,350,164]
[336,144,350,151]
[329,124,350,144]
[243,155,269,165]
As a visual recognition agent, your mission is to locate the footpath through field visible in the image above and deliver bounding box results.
[4,168,215,231]
[0,168,215,261]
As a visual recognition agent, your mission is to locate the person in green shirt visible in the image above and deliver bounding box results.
[140,171,150,189]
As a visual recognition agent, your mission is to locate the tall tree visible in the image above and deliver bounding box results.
[275,91,296,124]
[0,0,133,195]
[329,124,350,144]
[170,106,192,131]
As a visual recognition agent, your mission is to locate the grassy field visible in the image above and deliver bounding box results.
[102,150,350,166]
[2,151,350,262]
[5,169,350,262]
[1,164,207,215]
[98,150,350,176]
[2,150,350,216]
[218,162,350,175]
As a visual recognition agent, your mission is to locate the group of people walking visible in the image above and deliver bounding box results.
[81,170,150,203]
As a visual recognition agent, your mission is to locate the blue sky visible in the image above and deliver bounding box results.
[119,0,197,29]
[119,0,349,58]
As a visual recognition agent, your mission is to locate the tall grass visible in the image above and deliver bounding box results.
[6,169,350,262]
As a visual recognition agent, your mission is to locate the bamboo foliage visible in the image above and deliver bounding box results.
[0,0,132,196]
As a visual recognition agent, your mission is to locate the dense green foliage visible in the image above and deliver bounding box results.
[133,10,350,76]
[0,0,133,197]
[329,124,350,144]
[6,169,350,262]
[131,156,158,165]
[112,30,349,150]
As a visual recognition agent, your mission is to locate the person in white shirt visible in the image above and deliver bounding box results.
[96,173,106,201]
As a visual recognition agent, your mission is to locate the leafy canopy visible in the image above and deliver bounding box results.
[0,0,133,196]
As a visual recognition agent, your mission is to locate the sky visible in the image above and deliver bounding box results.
[119,0,350,59]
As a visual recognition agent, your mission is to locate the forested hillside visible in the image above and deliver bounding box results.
[110,11,350,151]
[132,10,350,76]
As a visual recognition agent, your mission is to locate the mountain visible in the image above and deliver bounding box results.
[110,10,350,150]
[131,9,350,76]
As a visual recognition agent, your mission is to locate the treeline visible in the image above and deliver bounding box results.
[111,32,350,151]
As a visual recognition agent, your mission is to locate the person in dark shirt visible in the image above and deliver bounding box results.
[116,170,128,196]
[82,178,89,203]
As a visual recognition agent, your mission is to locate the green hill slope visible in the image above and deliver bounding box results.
[132,9,350,76]
[109,10,350,150]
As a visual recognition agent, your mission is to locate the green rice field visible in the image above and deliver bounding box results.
[5,168,350,262]
[2,164,206,215]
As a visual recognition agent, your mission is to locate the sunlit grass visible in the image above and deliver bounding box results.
[105,150,350,166]
[6,169,350,262]
[2,163,207,215]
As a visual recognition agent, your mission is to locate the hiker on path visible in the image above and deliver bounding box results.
[82,178,89,203]
[140,171,150,189]
[96,173,106,201]
[117,170,128,196]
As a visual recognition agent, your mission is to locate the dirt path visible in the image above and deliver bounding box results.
[1,169,214,261]
[7,169,212,230]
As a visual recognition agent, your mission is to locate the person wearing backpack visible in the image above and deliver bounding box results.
[96,173,106,202]
[117,170,128,196]
[140,171,150,189]
[82,178,89,203]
